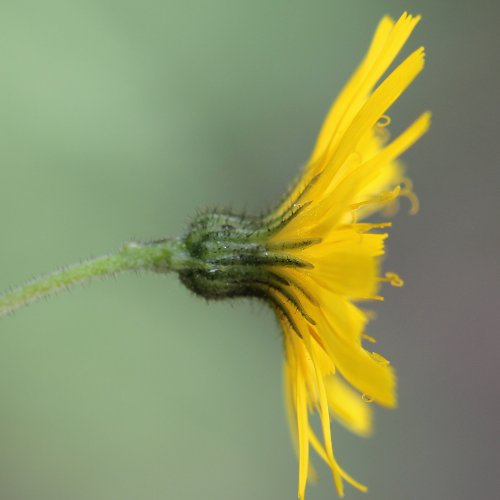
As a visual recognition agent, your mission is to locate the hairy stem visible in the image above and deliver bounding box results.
[0,238,188,318]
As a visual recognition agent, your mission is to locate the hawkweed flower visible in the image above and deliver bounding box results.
[180,12,430,497]
[0,11,429,500]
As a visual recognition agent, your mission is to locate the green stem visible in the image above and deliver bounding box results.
[0,238,189,318]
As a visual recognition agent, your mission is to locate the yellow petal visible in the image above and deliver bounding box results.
[296,369,310,500]
[326,374,373,436]
[309,13,421,167]
[318,47,426,200]
[293,112,430,235]
[305,231,387,299]
[303,334,344,495]
[319,306,397,408]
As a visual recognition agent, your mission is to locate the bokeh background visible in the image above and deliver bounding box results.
[0,1,498,499]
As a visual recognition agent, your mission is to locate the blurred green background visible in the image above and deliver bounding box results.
[0,1,498,499]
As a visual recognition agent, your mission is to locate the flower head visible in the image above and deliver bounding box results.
[180,11,429,499]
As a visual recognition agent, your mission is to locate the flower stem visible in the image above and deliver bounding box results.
[0,238,188,318]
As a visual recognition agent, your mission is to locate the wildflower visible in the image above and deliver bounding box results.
[180,11,430,498]
[0,11,429,499]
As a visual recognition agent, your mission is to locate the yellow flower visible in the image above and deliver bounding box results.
[265,12,430,499]
[176,11,429,499]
